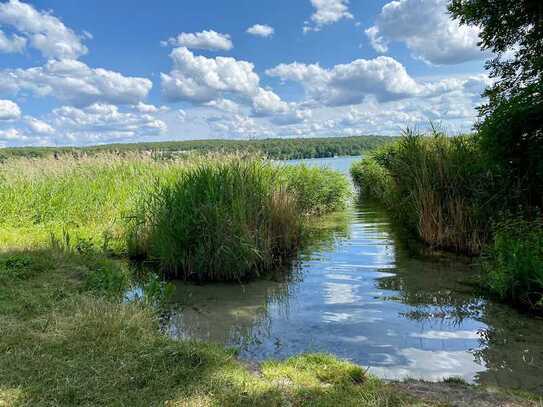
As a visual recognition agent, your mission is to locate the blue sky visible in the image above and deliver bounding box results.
[0,0,490,146]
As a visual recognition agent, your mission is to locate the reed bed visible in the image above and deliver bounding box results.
[127,157,350,280]
[0,153,349,281]
[351,129,494,254]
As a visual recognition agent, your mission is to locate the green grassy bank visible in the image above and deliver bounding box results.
[350,130,543,314]
[0,152,430,406]
[1,247,421,406]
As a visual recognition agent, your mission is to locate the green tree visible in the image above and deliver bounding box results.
[449,0,543,205]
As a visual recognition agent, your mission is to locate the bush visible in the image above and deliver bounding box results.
[482,217,543,313]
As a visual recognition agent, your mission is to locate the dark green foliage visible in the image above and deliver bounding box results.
[449,0,543,208]
[477,83,543,207]
[0,135,393,161]
[0,252,55,280]
[84,258,130,297]
[482,217,543,313]
[449,0,543,102]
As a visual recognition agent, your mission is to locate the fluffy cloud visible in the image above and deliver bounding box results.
[0,99,21,120]
[205,98,241,113]
[0,0,87,59]
[161,47,260,103]
[161,47,308,123]
[50,103,167,144]
[365,0,485,65]
[246,24,274,38]
[252,88,289,115]
[304,0,353,32]
[24,115,54,134]
[0,29,26,53]
[267,56,422,105]
[164,30,233,51]
[1,59,152,106]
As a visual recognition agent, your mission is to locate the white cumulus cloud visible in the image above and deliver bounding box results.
[365,0,485,65]
[246,24,274,38]
[1,59,153,107]
[0,29,26,53]
[305,0,353,32]
[161,47,260,103]
[50,103,167,144]
[0,0,88,59]
[267,56,422,106]
[164,30,233,51]
[0,99,21,120]
[24,115,55,134]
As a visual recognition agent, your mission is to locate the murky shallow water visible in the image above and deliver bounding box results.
[164,156,543,393]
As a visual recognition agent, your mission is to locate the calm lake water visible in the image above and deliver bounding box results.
[165,156,543,393]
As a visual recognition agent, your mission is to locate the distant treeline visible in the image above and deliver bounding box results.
[0,136,395,161]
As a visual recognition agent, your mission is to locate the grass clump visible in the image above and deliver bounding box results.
[482,217,543,313]
[351,129,493,254]
[127,157,349,281]
[351,128,543,314]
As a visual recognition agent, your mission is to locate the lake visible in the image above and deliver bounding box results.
[164,156,543,393]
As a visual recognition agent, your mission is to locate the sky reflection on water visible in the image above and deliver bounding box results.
[165,156,543,394]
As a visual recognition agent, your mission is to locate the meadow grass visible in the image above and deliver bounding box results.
[0,153,172,251]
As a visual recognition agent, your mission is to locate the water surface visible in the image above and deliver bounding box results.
[165,156,543,393]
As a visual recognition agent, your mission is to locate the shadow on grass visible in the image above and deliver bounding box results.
[0,248,417,406]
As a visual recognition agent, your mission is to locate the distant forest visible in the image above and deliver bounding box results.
[0,136,395,161]
[0,136,395,160]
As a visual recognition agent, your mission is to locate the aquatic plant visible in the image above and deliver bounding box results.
[351,129,494,254]
[127,157,349,281]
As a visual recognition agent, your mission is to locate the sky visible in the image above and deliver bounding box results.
[0,0,491,147]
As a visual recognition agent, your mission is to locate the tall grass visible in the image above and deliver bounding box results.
[351,129,495,254]
[351,128,543,313]
[0,153,349,281]
[127,157,350,281]
[0,153,176,250]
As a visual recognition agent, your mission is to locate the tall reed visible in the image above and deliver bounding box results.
[351,129,495,254]
[126,157,350,281]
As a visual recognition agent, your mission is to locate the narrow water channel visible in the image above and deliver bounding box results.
[165,156,543,394]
